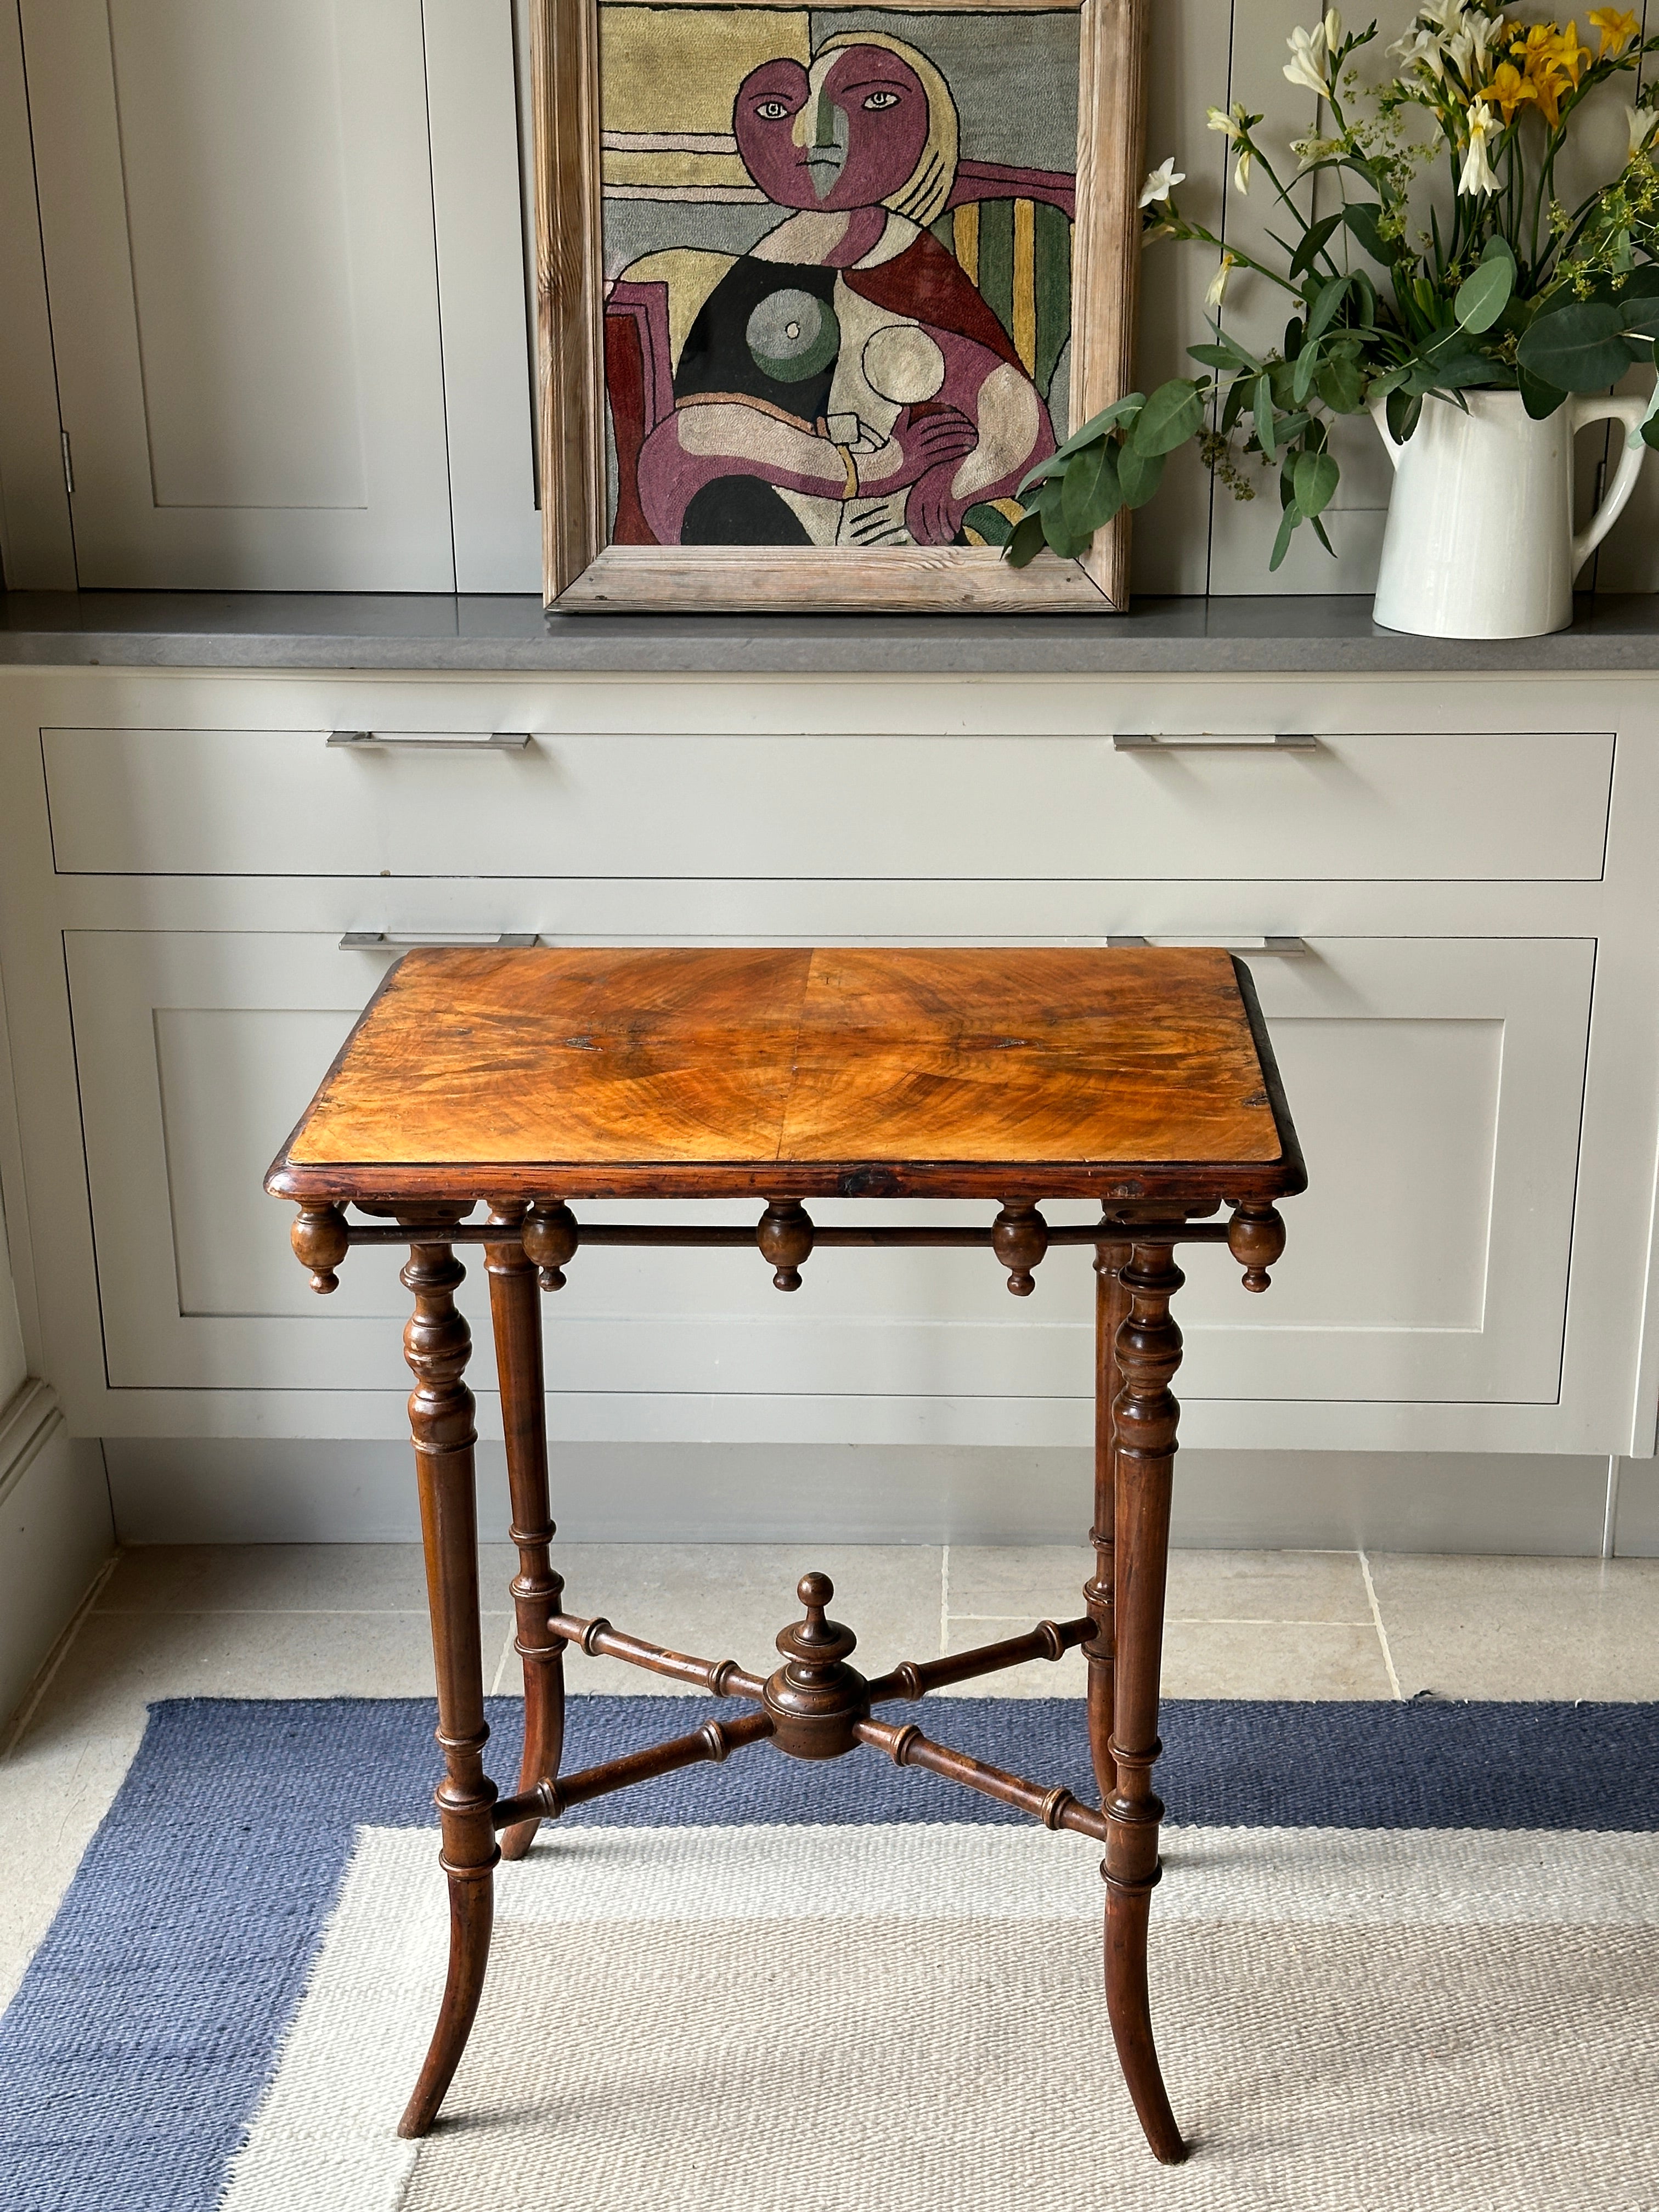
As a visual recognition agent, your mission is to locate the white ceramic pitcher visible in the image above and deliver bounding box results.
[1370,387,1649,637]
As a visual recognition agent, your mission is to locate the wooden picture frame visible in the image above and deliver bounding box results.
[532,0,1148,612]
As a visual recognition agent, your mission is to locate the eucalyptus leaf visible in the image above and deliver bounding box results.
[1632,380,1659,449]
[1115,442,1166,508]
[1426,351,1508,392]
[1253,371,1276,459]
[1269,506,1301,571]
[1305,274,1353,346]
[1015,394,1144,494]
[1293,448,1340,519]
[1040,503,1090,558]
[1060,439,1124,535]
[1130,379,1205,456]
[1519,367,1567,419]
[1341,201,1391,262]
[1289,212,1344,280]
[1293,347,1318,405]
[1620,294,1659,340]
[1004,509,1048,568]
[1385,385,1422,445]
[1516,302,1635,392]
[1316,351,1367,411]
[1454,255,1513,334]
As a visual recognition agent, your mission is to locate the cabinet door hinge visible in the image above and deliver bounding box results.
[60,431,74,498]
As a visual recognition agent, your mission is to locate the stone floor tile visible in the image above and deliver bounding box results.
[1367,1553,1659,1700]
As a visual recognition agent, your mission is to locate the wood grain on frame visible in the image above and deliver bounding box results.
[558,544,1111,609]
[533,0,606,597]
[533,0,1146,610]
[1072,0,1149,610]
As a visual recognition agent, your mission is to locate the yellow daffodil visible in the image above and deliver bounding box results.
[1477,58,1537,119]
[1553,22,1592,84]
[1588,5,1639,54]
[1459,97,1502,192]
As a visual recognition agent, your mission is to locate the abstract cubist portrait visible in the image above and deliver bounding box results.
[600,4,1079,552]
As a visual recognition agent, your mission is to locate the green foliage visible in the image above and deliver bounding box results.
[1000,7,1659,574]
[1516,301,1640,391]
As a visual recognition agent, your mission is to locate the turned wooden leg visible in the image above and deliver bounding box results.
[398,1225,500,2141]
[1104,1240,1187,2165]
[485,1205,565,1863]
[1086,1237,1133,1807]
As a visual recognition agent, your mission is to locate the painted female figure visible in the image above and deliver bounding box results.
[613,32,1057,549]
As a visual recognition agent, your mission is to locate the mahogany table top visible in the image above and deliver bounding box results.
[267,945,1305,1204]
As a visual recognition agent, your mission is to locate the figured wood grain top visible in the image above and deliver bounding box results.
[268,946,1304,1203]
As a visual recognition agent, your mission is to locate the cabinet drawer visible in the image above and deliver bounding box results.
[67,928,1589,1409]
[43,723,1613,882]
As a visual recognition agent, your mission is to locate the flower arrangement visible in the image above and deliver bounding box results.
[1005,1,1659,571]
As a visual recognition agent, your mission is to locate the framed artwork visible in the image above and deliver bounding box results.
[531,0,1148,611]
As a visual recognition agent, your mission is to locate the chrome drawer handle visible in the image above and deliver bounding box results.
[1107,935,1311,958]
[1112,732,1319,752]
[327,729,532,751]
[339,931,539,951]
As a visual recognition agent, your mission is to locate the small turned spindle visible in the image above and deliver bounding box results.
[522,1201,578,1291]
[292,1203,349,1294]
[1227,1202,1285,1293]
[991,1200,1049,1295]
[763,1572,865,1759]
[757,1200,814,1291]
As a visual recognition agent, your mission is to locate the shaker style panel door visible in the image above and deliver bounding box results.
[43,723,1613,883]
[64,932,499,1391]
[20,0,455,589]
[1173,937,1594,1404]
[64,928,1592,1420]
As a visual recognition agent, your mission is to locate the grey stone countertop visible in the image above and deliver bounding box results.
[3,588,1659,675]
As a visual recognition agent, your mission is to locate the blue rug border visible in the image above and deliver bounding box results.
[2,1692,1656,2212]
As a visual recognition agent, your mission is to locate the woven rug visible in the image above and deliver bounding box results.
[2,1697,1657,2210]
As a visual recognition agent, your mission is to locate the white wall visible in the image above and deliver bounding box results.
[0,0,1652,597]
[0,1192,23,1409]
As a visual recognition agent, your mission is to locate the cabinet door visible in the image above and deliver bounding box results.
[21,0,455,589]
[1172,936,1593,1404]
[66,929,1592,1415]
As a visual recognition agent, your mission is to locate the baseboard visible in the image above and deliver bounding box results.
[0,1382,116,1726]
[101,1435,1616,1555]
[1613,1456,1659,1556]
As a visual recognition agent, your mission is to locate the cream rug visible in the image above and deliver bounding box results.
[224,1820,1659,2211]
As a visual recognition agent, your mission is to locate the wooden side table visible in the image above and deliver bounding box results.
[267,945,1304,2163]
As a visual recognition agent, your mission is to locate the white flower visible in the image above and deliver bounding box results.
[1458,99,1500,196]
[1205,251,1239,307]
[1285,20,1333,95]
[1138,157,1185,207]
[1444,12,1500,81]
[1628,101,1659,157]
[1234,145,1253,194]
[1206,101,1247,139]
[1468,12,1502,74]
[1324,8,1343,50]
[1389,23,1447,76]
